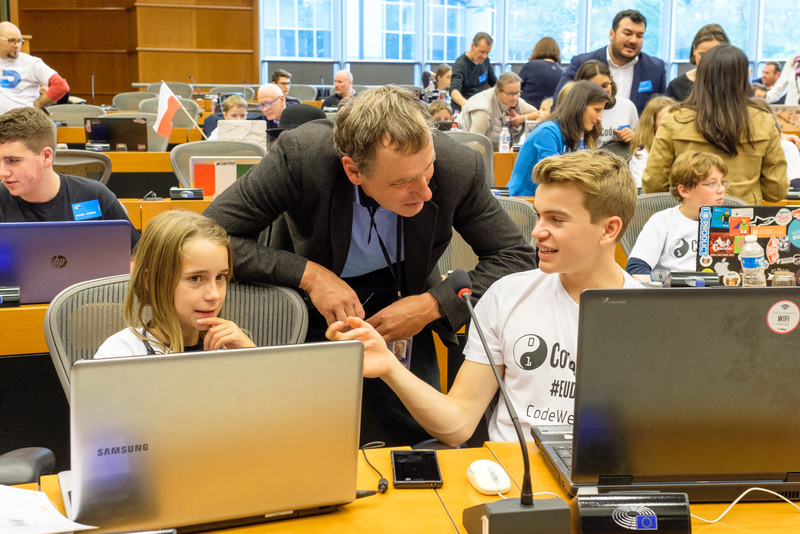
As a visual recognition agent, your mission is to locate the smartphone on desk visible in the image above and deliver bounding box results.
[391,450,444,488]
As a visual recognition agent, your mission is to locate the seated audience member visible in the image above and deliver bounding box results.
[456,71,538,150]
[508,81,609,196]
[326,150,641,444]
[519,37,564,108]
[629,95,676,189]
[272,69,301,107]
[207,95,248,140]
[266,103,326,139]
[429,64,452,95]
[752,83,768,99]
[766,55,798,105]
[539,97,553,115]
[322,70,356,109]
[0,107,139,248]
[428,100,457,131]
[643,45,788,205]
[95,211,255,358]
[626,151,728,276]
[667,24,729,101]
[574,60,638,155]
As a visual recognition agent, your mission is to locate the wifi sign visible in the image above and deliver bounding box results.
[767,300,800,334]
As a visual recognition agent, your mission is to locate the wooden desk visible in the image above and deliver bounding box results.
[0,304,48,356]
[32,443,798,533]
[57,126,203,146]
[120,198,214,231]
[494,152,517,187]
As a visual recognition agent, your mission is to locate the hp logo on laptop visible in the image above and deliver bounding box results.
[612,505,657,530]
[50,255,68,269]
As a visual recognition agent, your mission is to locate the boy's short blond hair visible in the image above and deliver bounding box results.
[533,150,637,242]
[428,100,453,118]
[222,94,247,113]
[669,151,729,201]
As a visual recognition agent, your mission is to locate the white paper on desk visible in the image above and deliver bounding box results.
[0,484,95,534]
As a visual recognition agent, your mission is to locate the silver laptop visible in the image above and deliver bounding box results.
[0,220,131,304]
[533,287,800,503]
[63,341,363,533]
[216,119,267,146]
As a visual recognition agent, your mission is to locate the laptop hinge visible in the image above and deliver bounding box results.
[787,472,800,482]
[598,475,633,486]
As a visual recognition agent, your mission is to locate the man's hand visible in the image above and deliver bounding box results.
[326,317,398,379]
[366,292,441,342]
[300,261,364,325]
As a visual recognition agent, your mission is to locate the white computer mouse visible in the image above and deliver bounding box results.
[467,459,511,495]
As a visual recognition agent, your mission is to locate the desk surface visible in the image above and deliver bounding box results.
[32,442,800,533]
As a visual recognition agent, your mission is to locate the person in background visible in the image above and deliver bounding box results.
[752,83,768,99]
[207,95,248,140]
[627,151,728,277]
[256,83,286,130]
[272,69,301,107]
[0,107,139,248]
[539,97,553,116]
[766,55,800,106]
[574,60,638,156]
[643,45,788,204]
[628,95,677,190]
[422,64,452,95]
[507,81,609,197]
[450,32,496,111]
[753,62,784,104]
[667,24,729,102]
[428,100,454,124]
[455,71,538,151]
[95,211,255,358]
[0,21,69,114]
[326,150,640,445]
[322,70,356,109]
[553,10,666,114]
[519,37,564,108]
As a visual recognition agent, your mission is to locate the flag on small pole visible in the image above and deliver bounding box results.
[153,82,182,139]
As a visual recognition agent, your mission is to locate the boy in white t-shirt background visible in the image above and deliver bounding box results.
[626,150,729,276]
[326,150,641,445]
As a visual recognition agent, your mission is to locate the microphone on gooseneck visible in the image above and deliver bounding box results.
[189,75,198,98]
[90,72,95,105]
[450,269,570,533]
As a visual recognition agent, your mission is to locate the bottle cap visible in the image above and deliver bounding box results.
[745,234,757,242]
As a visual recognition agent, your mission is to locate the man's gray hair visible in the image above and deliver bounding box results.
[333,85,432,175]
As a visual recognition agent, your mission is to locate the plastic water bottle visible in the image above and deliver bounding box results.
[739,234,767,287]
[498,127,511,154]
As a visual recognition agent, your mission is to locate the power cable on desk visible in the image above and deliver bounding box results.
[356,441,388,499]
[691,487,800,524]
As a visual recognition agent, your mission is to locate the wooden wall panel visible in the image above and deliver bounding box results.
[137,51,256,85]
[135,6,254,50]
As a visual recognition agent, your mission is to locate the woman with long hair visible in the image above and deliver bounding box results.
[643,45,788,204]
[508,80,609,196]
[519,37,564,108]
[667,24,729,101]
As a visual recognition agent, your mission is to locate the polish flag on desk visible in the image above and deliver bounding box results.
[153,82,182,139]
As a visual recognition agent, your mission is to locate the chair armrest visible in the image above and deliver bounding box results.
[0,447,56,485]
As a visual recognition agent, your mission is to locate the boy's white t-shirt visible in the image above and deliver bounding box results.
[463,268,642,442]
[628,205,699,273]
[597,97,639,148]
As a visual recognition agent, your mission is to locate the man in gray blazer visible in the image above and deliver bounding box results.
[204,85,536,445]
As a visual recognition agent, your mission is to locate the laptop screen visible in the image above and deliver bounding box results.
[84,117,148,152]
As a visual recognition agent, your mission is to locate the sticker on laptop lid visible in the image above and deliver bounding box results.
[766,300,800,334]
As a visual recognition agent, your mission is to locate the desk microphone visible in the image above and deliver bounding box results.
[189,75,198,98]
[449,270,570,534]
[90,72,95,105]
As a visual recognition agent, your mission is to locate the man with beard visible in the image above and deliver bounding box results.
[553,10,666,115]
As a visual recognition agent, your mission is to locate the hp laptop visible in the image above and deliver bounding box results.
[533,287,800,503]
[62,341,363,533]
[84,116,148,151]
[0,220,131,304]
[696,205,800,286]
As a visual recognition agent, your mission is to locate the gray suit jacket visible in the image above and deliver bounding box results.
[203,119,536,337]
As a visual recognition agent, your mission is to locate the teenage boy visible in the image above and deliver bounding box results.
[626,151,728,276]
[326,150,641,446]
[0,107,139,248]
[207,94,248,140]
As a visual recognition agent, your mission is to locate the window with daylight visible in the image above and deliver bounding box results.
[506,0,579,62]
[261,0,333,59]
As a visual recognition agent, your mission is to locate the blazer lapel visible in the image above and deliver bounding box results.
[330,176,354,276]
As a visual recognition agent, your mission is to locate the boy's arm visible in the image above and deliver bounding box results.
[327,317,499,447]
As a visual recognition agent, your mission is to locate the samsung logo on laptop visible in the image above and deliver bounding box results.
[97,443,149,456]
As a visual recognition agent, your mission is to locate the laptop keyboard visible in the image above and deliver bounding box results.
[555,446,573,468]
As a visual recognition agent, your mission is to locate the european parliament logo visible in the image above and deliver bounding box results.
[612,505,658,530]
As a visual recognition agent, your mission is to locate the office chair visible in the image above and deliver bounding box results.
[209,85,255,101]
[44,274,309,399]
[139,97,201,127]
[351,84,371,94]
[145,81,194,99]
[111,91,157,111]
[48,104,106,127]
[620,192,748,257]
[287,84,318,101]
[98,113,168,152]
[0,447,56,485]
[443,131,495,188]
[169,140,266,187]
[53,149,113,185]
[437,196,537,275]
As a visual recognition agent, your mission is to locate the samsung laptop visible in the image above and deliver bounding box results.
[61,341,363,533]
[84,116,148,151]
[695,205,800,286]
[533,287,800,503]
[0,220,131,304]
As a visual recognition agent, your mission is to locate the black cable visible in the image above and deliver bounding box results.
[356,442,388,498]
